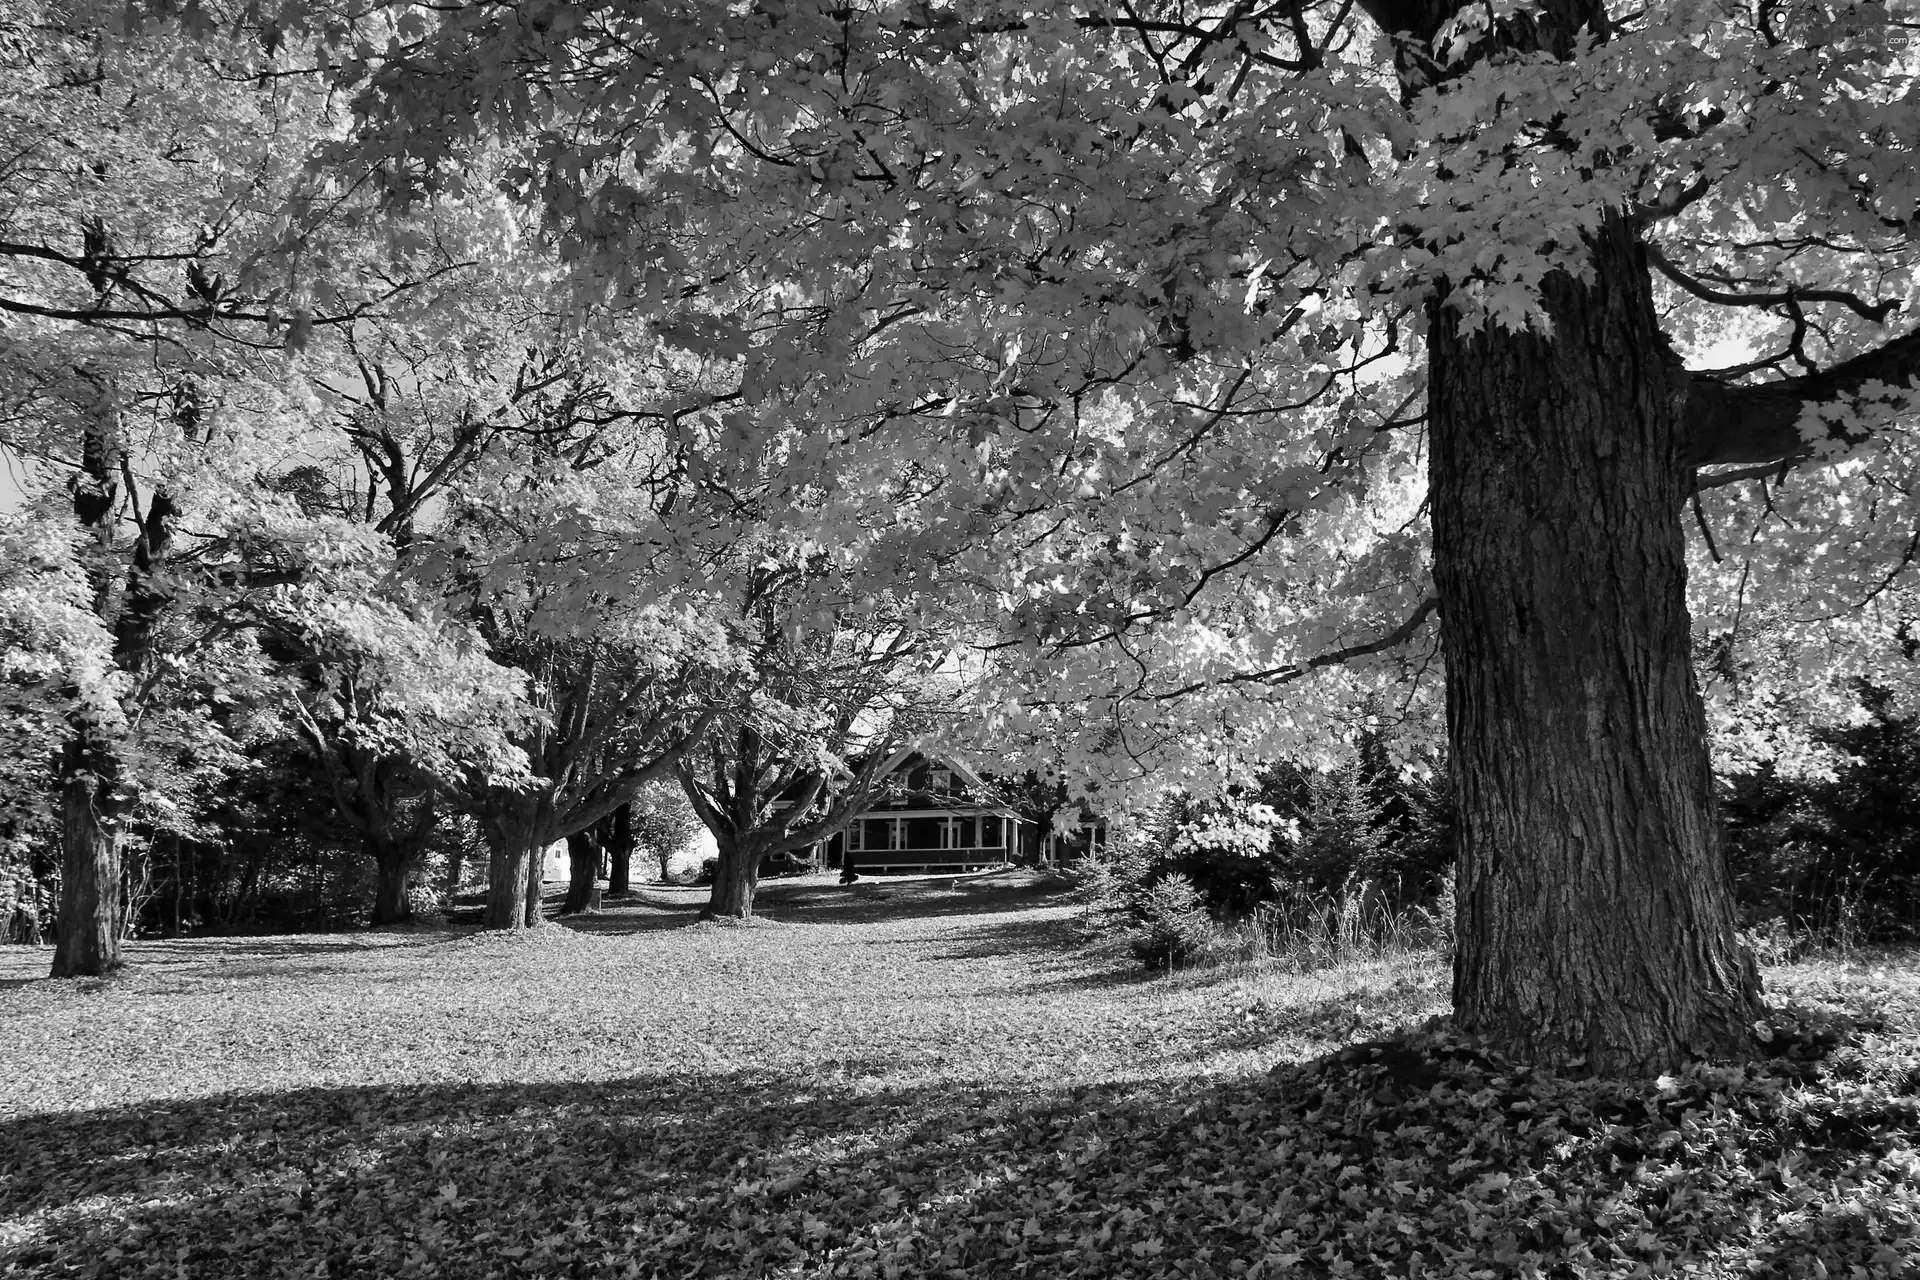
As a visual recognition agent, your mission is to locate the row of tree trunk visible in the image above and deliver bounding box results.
[49,782,646,948]
[47,0,1841,1075]
[563,805,637,915]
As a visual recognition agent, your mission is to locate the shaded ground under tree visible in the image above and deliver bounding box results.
[3,875,1915,1276]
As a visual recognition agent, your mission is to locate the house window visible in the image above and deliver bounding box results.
[930,767,952,793]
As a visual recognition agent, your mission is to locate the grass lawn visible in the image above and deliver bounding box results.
[2,870,1917,1278]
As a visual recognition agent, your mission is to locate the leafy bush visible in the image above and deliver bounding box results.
[1125,873,1220,970]
[1722,691,1920,943]
[1097,736,1455,935]
[405,882,447,919]
[1257,745,1455,908]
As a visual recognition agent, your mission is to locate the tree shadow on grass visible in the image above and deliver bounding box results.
[0,1072,1032,1279]
[1,936,457,991]
[755,872,1078,927]
[555,898,708,936]
[4,1038,1912,1279]
[170,935,418,959]
[431,876,1075,939]
[926,911,1097,961]
[1204,980,1445,1056]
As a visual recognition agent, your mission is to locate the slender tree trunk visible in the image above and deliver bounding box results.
[525,841,545,927]
[444,839,466,902]
[232,845,265,929]
[605,804,634,896]
[171,835,184,937]
[1430,212,1761,1072]
[560,830,599,915]
[703,836,761,919]
[52,372,133,977]
[51,735,125,977]
[608,842,633,893]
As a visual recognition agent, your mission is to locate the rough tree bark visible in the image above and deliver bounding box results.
[481,797,555,930]
[1346,0,1773,1070]
[560,828,599,915]
[605,803,634,896]
[524,836,545,927]
[51,736,125,977]
[703,835,763,920]
[52,373,175,978]
[367,834,416,927]
[1430,213,1761,1071]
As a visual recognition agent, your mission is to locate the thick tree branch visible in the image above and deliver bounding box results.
[1692,459,1796,492]
[1684,326,1920,467]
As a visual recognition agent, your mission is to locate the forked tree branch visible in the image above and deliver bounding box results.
[1648,242,1900,324]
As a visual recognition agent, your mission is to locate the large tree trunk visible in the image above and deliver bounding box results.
[702,837,761,919]
[482,797,554,930]
[51,736,125,978]
[1430,212,1761,1072]
[560,830,599,915]
[368,837,414,927]
[605,803,634,896]
[483,833,533,929]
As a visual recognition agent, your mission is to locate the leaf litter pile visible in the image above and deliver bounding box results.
[2,873,1917,1278]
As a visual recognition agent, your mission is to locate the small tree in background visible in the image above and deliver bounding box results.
[1285,763,1394,900]
[679,564,943,920]
[630,783,704,885]
[556,785,702,909]
[1126,873,1219,971]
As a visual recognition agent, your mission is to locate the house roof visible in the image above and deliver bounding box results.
[770,748,1006,813]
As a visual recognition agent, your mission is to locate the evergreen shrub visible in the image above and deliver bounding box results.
[1125,873,1220,970]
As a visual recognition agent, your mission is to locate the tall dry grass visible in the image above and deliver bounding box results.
[1211,872,1453,975]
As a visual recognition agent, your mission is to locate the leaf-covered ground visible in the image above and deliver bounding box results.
[2,871,1916,1278]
